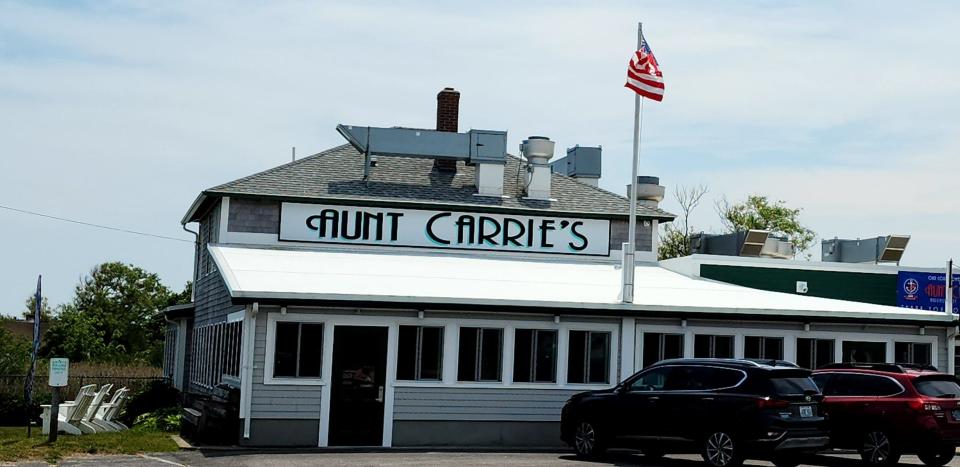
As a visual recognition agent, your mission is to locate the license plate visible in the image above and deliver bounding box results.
[799,405,814,418]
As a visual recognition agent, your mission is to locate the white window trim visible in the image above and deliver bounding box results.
[636,323,940,369]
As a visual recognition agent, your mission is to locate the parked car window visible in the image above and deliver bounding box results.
[629,367,672,391]
[397,325,443,381]
[826,373,902,396]
[895,342,932,366]
[744,336,784,360]
[811,373,830,391]
[514,329,558,383]
[685,366,744,390]
[273,322,323,378]
[797,338,835,369]
[642,332,684,368]
[914,377,960,398]
[568,330,611,384]
[770,376,819,396]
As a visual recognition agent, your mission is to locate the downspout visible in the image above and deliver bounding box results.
[182,223,199,302]
[241,302,259,439]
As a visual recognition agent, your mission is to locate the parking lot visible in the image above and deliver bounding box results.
[11,450,960,467]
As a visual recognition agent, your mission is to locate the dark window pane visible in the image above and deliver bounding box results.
[897,342,932,366]
[514,329,533,383]
[567,331,587,384]
[664,334,683,360]
[830,373,901,396]
[397,326,418,380]
[765,338,784,360]
[815,339,835,368]
[630,367,669,391]
[479,329,502,381]
[274,322,299,377]
[588,332,610,384]
[913,344,932,365]
[715,336,734,358]
[797,338,813,369]
[458,328,479,381]
[895,342,909,363]
[694,335,710,358]
[843,341,886,363]
[298,323,324,377]
[534,330,557,383]
[744,336,761,359]
[420,327,443,380]
[771,377,819,396]
[643,333,662,368]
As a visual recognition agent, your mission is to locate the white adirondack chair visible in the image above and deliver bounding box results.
[78,383,113,434]
[93,387,129,431]
[42,384,96,435]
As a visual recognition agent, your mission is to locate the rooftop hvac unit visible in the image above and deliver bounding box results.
[690,230,796,259]
[821,235,910,264]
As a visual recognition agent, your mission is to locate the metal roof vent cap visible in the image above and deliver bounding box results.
[521,136,555,165]
[627,175,665,208]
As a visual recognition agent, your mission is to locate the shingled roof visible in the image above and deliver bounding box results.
[188,144,674,222]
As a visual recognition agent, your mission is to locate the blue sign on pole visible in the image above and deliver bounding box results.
[897,271,960,313]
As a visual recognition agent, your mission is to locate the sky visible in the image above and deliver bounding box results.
[1,0,958,315]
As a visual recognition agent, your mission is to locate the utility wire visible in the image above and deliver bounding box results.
[0,203,194,244]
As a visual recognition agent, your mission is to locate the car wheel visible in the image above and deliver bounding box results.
[573,420,605,458]
[859,430,901,466]
[701,431,744,467]
[918,445,956,467]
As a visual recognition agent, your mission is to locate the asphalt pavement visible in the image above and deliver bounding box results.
[8,450,960,467]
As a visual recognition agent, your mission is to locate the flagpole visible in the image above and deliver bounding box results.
[622,22,644,303]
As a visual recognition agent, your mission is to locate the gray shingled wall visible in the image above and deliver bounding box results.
[250,312,323,419]
[229,198,280,234]
[393,387,579,422]
[609,219,653,252]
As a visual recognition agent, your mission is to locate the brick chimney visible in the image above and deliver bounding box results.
[434,87,460,172]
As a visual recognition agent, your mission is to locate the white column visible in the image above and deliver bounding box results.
[442,323,458,384]
[620,318,636,381]
[502,327,515,385]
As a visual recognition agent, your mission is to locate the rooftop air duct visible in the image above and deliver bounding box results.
[521,136,555,200]
[551,145,601,187]
[821,235,910,264]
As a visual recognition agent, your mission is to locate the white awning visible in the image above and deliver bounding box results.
[208,245,947,323]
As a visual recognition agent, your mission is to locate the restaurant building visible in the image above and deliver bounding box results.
[162,88,953,447]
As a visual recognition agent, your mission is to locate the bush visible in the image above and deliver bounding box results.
[133,407,181,432]
[121,379,179,426]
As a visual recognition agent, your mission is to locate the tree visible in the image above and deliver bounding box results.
[42,263,191,365]
[658,184,709,260]
[22,294,55,322]
[0,327,31,374]
[717,195,816,256]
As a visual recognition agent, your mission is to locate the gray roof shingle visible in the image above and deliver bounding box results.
[200,144,675,220]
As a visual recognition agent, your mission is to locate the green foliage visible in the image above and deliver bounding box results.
[22,295,55,322]
[133,407,181,432]
[658,224,691,260]
[41,263,191,366]
[0,426,178,462]
[718,195,816,256]
[121,379,180,426]
[0,327,31,375]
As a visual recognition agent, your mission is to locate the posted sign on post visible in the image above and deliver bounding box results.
[49,358,69,387]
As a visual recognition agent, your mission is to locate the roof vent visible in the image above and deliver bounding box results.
[551,145,601,187]
[521,136,555,200]
[626,176,665,208]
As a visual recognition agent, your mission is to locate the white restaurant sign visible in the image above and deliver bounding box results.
[279,202,611,256]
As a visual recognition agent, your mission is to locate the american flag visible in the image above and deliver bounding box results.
[624,36,664,101]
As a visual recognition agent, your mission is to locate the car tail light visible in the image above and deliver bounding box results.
[909,398,945,416]
[757,397,790,410]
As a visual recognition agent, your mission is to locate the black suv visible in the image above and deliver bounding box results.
[560,359,828,467]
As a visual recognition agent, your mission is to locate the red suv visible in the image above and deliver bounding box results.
[812,363,960,466]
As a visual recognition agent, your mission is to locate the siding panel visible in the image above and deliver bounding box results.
[393,387,578,422]
[249,312,324,420]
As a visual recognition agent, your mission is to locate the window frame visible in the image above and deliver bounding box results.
[513,328,559,384]
[271,321,325,380]
[397,325,444,381]
[457,327,505,383]
[567,330,613,385]
[743,335,785,360]
[640,331,684,368]
[895,341,933,366]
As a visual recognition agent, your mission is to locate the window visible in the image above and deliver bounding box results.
[190,320,242,389]
[397,326,443,381]
[744,336,783,360]
[842,341,886,364]
[797,338,835,369]
[824,373,902,396]
[630,366,671,391]
[770,376,820,396]
[458,328,503,382]
[694,335,734,358]
[914,377,960,398]
[273,322,323,378]
[514,329,558,383]
[568,331,611,384]
[679,366,745,391]
[642,332,683,368]
[895,342,932,366]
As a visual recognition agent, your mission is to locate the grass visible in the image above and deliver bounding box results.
[0,426,178,463]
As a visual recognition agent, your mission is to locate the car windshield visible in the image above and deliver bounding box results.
[914,377,960,398]
[770,377,819,396]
